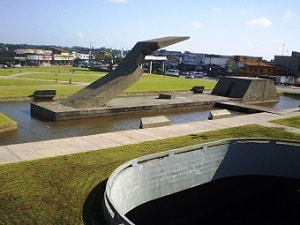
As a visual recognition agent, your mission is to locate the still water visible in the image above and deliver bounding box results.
[0,102,214,146]
[0,95,299,146]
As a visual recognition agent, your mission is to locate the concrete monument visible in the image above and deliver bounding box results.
[212,76,279,103]
[62,36,189,108]
[31,37,192,121]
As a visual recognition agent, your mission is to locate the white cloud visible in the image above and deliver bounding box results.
[192,21,202,29]
[246,17,272,27]
[106,0,129,3]
[76,32,84,40]
[237,8,247,16]
[212,7,221,13]
[283,9,297,19]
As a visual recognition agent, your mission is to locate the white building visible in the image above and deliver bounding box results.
[15,49,52,66]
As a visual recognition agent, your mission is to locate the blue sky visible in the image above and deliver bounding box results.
[1,0,299,60]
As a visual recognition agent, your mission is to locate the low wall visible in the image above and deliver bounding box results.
[103,138,300,225]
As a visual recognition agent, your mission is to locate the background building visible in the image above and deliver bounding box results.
[15,49,52,66]
[274,51,300,77]
[0,43,299,86]
[228,56,274,77]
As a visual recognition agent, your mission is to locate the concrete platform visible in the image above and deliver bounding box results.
[1,110,300,165]
[140,115,171,129]
[215,101,300,115]
[31,93,231,121]
[208,109,232,120]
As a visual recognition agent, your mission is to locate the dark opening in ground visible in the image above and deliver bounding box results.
[126,176,300,225]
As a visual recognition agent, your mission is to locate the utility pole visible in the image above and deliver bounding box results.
[89,42,92,67]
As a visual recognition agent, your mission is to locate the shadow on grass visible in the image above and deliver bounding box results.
[82,179,108,225]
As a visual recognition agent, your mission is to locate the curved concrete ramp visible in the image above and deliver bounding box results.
[103,138,300,225]
[62,36,189,108]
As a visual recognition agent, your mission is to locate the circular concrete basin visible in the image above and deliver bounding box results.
[103,138,300,225]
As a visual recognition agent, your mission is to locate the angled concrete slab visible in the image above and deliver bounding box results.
[62,36,189,109]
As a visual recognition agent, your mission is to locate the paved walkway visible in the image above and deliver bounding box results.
[0,110,299,165]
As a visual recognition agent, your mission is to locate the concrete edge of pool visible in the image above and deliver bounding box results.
[103,138,300,225]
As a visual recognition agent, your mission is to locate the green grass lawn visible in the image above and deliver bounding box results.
[0,85,83,99]
[0,66,217,99]
[20,73,105,83]
[0,124,299,225]
[272,115,300,129]
[0,67,103,76]
[126,74,216,92]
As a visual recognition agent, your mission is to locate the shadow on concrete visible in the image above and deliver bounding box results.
[82,179,108,225]
[126,175,300,225]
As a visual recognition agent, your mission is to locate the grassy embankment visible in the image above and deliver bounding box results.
[0,121,300,225]
[0,113,17,133]
[271,115,300,129]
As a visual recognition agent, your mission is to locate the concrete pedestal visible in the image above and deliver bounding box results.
[30,93,231,121]
[140,116,170,129]
[208,109,232,120]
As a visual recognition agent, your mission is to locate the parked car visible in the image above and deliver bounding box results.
[186,71,206,78]
[188,71,205,78]
[166,69,180,77]
[0,64,8,68]
[185,74,194,79]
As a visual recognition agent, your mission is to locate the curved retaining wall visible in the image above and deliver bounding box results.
[103,138,300,225]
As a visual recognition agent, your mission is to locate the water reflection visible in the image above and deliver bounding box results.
[256,95,300,109]
[0,95,299,146]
